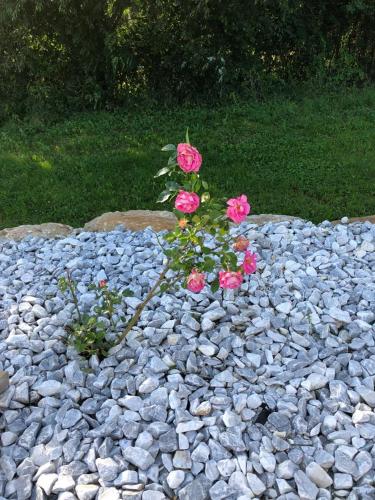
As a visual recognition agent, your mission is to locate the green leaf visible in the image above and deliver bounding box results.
[228,251,238,269]
[211,278,220,293]
[159,283,170,293]
[122,289,134,297]
[58,278,67,292]
[165,233,177,242]
[202,180,209,190]
[201,192,210,203]
[157,190,171,203]
[154,166,171,177]
[206,256,216,266]
[161,144,176,151]
[168,155,177,166]
[202,257,216,272]
[165,181,180,191]
[170,261,182,271]
[164,249,174,257]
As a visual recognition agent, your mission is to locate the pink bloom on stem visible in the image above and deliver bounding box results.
[177,143,202,173]
[242,251,257,275]
[175,190,200,213]
[233,235,250,252]
[99,280,107,288]
[187,269,205,293]
[226,195,251,223]
[219,270,243,289]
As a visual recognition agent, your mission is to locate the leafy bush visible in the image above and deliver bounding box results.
[0,0,374,119]
[57,132,257,358]
[58,273,134,358]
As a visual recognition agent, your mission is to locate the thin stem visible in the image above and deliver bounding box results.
[116,264,170,345]
[163,271,184,291]
[152,230,168,253]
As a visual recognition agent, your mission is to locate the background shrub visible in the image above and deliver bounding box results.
[1,0,374,120]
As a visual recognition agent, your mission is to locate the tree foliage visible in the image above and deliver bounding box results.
[1,0,374,119]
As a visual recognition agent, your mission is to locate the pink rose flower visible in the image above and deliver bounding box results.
[177,143,202,173]
[226,195,251,223]
[233,235,250,252]
[175,191,200,213]
[219,270,243,289]
[187,269,205,293]
[242,251,257,275]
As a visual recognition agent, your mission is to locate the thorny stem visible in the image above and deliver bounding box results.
[152,230,168,253]
[116,263,171,345]
[116,234,193,345]
[116,222,239,346]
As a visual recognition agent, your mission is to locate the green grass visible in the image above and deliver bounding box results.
[0,87,374,229]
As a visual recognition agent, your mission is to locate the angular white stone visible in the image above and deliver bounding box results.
[167,470,185,489]
[306,462,333,488]
[301,374,328,391]
[37,474,58,496]
[247,473,266,495]
[36,380,62,397]
[176,421,204,433]
[276,302,293,314]
[76,484,99,500]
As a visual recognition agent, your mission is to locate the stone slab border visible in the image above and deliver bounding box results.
[0,211,373,241]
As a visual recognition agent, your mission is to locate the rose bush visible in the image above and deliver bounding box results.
[59,132,257,357]
[58,273,134,358]
[115,131,258,346]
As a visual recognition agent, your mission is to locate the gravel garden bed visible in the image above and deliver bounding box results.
[0,218,374,500]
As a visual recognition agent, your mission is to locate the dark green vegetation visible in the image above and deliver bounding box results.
[1,87,374,229]
[58,274,134,358]
[1,0,374,121]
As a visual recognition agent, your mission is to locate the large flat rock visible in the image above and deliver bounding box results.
[1,213,373,242]
[332,215,375,225]
[246,214,303,225]
[84,210,177,232]
[0,223,73,241]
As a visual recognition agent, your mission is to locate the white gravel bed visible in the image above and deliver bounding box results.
[0,218,374,500]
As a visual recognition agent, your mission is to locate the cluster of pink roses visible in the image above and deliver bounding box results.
[188,238,257,292]
[175,143,257,293]
[219,243,257,289]
[175,144,251,224]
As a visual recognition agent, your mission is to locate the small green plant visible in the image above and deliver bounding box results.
[58,272,133,359]
[58,131,257,357]
[113,131,256,347]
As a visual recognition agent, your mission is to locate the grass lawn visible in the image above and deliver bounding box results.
[0,87,374,229]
